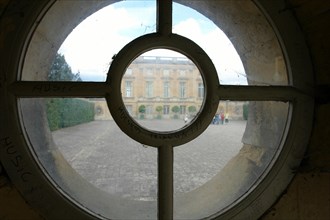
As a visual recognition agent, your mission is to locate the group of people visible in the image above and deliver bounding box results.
[212,112,229,125]
[184,112,229,125]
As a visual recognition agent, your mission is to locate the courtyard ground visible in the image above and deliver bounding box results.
[52,119,246,201]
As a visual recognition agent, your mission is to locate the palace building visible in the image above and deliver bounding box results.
[94,55,246,121]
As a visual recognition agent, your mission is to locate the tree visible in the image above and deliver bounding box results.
[171,105,180,114]
[155,105,163,119]
[138,105,146,114]
[138,105,146,119]
[156,106,163,114]
[188,105,197,114]
[46,53,91,131]
[171,105,180,119]
[48,53,82,81]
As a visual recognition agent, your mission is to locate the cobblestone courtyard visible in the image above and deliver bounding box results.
[52,120,246,201]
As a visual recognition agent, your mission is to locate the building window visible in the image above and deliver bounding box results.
[163,81,170,98]
[125,81,133,97]
[198,82,204,98]
[163,105,170,115]
[146,105,153,114]
[163,69,170,77]
[180,105,186,114]
[146,81,153,97]
[125,68,132,76]
[179,82,186,98]
[179,70,186,77]
[146,68,153,76]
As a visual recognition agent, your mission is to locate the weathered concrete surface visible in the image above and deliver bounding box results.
[262,172,330,220]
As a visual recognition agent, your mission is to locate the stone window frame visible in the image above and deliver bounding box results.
[198,82,204,98]
[145,81,154,98]
[125,81,133,97]
[163,81,170,98]
[179,81,186,98]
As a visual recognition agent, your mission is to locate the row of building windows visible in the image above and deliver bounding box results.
[124,81,204,98]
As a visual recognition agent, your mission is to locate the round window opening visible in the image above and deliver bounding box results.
[0,0,313,220]
[121,49,205,132]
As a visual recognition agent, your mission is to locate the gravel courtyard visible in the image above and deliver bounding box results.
[52,119,246,201]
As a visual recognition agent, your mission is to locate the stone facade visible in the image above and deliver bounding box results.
[93,55,246,121]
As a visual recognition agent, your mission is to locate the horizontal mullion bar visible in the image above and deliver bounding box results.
[8,81,110,97]
[218,85,309,101]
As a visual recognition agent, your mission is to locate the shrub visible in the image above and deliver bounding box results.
[188,105,197,114]
[156,105,163,113]
[138,105,146,114]
[47,98,94,131]
[243,103,249,120]
[171,105,180,114]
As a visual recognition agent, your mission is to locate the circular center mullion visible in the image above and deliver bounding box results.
[106,33,219,147]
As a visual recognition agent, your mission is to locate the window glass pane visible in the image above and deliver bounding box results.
[173,1,288,85]
[163,81,170,98]
[125,81,133,97]
[198,82,204,98]
[179,82,186,98]
[173,101,289,219]
[19,98,157,219]
[146,81,154,97]
[22,1,157,81]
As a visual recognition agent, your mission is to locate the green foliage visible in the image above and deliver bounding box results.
[243,103,249,120]
[46,53,93,131]
[46,99,61,131]
[171,105,180,119]
[171,105,180,114]
[138,105,146,113]
[188,105,197,113]
[48,53,82,81]
[155,105,163,113]
[47,98,95,131]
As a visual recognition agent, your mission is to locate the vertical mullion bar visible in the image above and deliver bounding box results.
[157,1,174,219]
[158,146,174,220]
[157,0,172,36]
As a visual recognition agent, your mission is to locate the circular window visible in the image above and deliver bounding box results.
[0,0,313,219]
[121,49,205,132]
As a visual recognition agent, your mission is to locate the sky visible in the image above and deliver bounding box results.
[59,1,247,84]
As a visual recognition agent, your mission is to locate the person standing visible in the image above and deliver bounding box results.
[184,113,189,123]
[220,112,225,124]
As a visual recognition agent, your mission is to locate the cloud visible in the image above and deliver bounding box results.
[59,2,246,84]
[59,4,156,80]
[173,18,246,84]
